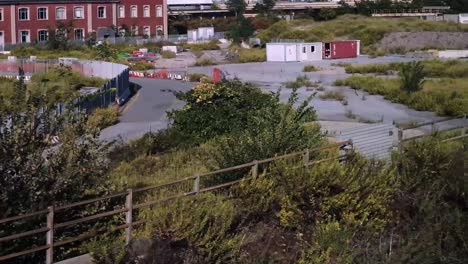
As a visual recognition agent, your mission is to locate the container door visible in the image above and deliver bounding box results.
[286,44,297,61]
[299,45,307,61]
[324,43,331,59]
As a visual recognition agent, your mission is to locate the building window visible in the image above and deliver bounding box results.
[74,7,84,19]
[19,30,30,43]
[310,46,315,53]
[131,25,138,36]
[156,6,162,17]
[143,5,150,17]
[19,8,29,21]
[74,29,84,40]
[118,27,126,36]
[56,7,66,20]
[38,30,48,42]
[131,6,137,17]
[143,26,150,36]
[118,5,125,18]
[302,47,306,53]
[97,6,106,18]
[156,25,163,36]
[0,8,4,21]
[37,7,48,20]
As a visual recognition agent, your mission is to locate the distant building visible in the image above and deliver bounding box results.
[0,0,167,49]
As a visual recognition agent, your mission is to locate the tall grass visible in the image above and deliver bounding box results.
[344,60,468,78]
[335,76,468,116]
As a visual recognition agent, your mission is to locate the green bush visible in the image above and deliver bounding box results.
[161,50,176,59]
[87,107,120,131]
[344,63,400,75]
[303,65,318,72]
[194,58,216,66]
[286,75,313,88]
[399,61,426,93]
[187,73,209,82]
[319,90,345,101]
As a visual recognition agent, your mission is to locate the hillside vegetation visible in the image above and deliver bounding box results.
[258,15,468,55]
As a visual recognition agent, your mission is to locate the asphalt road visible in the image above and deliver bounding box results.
[100,78,192,141]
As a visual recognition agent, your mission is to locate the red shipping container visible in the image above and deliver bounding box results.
[322,40,360,59]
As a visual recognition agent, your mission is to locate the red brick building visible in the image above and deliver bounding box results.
[0,0,167,47]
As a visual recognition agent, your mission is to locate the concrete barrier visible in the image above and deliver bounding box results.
[438,50,468,59]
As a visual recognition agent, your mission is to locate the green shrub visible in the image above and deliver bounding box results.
[285,75,313,88]
[161,50,176,59]
[87,107,120,131]
[303,65,318,72]
[194,58,216,66]
[192,48,204,58]
[399,61,426,93]
[344,63,400,75]
[187,73,209,82]
[319,90,345,101]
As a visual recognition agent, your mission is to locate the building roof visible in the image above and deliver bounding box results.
[0,0,119,4]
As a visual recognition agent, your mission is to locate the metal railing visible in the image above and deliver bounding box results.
[0,141,352,263]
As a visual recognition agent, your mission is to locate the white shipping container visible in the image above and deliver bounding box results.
[162,46,178,54]
[266,43,286,62]
[197,27,214,40]
[266,42,323,62]
[187,29,198,42]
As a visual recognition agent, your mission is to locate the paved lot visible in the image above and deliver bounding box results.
[101,55,468,142]
[100,78,192,141]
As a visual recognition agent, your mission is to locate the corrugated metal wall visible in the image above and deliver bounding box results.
[338,123,395,159]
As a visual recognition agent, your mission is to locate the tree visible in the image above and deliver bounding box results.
[399,61,426,93]
[317,8,337,21]
[0,69,114,218]
[226,0,247,17]
[229,17,255,43]
[47,21,73,50]
[253,0,276,16]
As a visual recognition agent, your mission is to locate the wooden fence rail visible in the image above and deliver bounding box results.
[0,140,352,263]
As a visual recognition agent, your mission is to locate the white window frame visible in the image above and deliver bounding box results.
[97,6,106,19]
[131,25,138,36]
[0,8,4,21]
[130,5,137,18]
[118,5,125,18]
[74,6,84,19]
[37,29,49,42]
[155,5,162,17]
[56,7,66,20]
[19,30,30,43]
[74,28,84,40]
[18,7,29,21]
[143,5,150,17]
[37,7,48,20]
[143,26,150,36]
[156,25,163,36]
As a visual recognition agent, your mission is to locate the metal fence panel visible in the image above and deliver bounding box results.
[338,123,395,159]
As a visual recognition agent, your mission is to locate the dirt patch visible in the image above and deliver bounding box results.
[379,32,468,52]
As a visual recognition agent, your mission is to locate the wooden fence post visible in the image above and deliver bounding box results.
[251,161,258,178]
[125,189,133,245]
[46,206,54,264]
[398,129,403,154]
[193,175,200,194]
[303,149,310,167]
